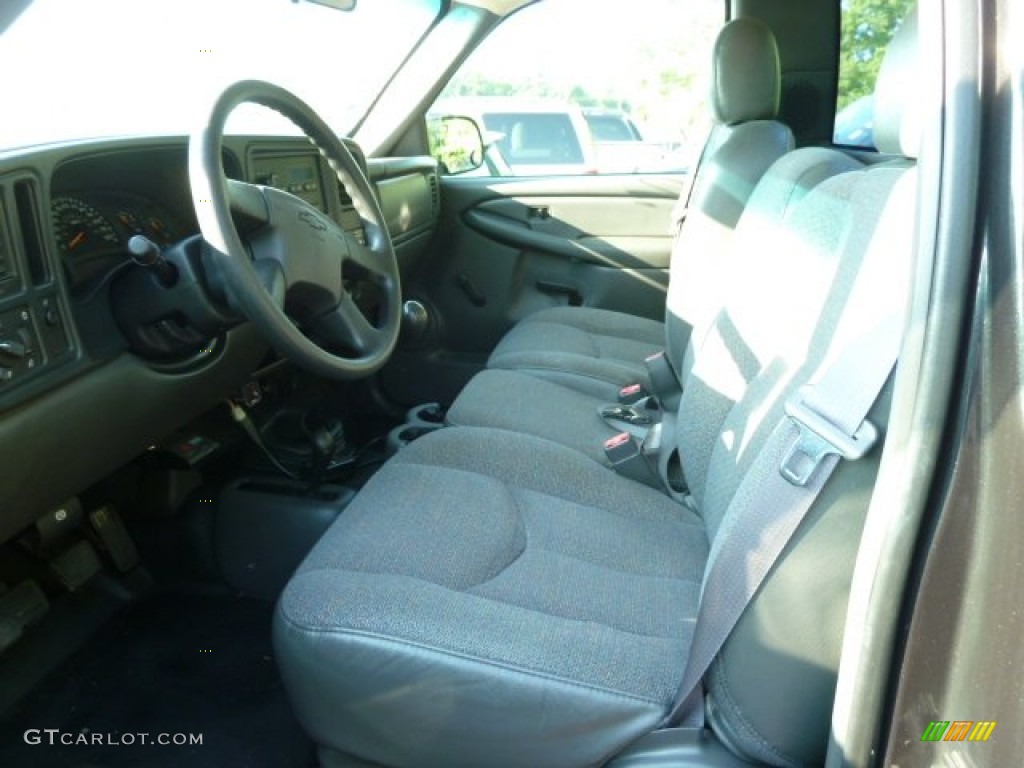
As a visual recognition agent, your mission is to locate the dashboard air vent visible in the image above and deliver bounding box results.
[0,193,13,285]
[13,179,50,286]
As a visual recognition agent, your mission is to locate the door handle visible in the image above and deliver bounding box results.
[455,272,487,307]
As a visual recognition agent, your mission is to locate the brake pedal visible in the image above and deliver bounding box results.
[89,505,140,573]
[49,540,102,591]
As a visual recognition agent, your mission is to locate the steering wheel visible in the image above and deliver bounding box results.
[188,80,401,379]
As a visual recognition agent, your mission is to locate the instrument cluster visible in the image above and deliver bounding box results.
[51,193,186,287]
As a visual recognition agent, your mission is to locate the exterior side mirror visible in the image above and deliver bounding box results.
[427,115,485,175]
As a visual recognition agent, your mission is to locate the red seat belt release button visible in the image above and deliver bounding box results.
[604,431,636,463]
[618,383,649,404]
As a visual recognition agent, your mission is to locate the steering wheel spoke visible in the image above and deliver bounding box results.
[318,292,386,356]
[226,179,271,232]
[252,258,286,308]
[346,236,391,281]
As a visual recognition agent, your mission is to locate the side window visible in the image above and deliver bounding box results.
[432,0,723,176]
[834,0,916,149]
[485,112,587,167]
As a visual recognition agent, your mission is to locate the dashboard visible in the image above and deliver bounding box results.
[0,135,440,541]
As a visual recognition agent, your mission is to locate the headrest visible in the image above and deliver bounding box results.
[872,4,922,157]
[710,18,782,126]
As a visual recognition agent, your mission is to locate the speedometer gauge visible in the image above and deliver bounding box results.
[51,197,120,257]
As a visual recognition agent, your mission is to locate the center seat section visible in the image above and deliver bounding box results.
[443,15,865,466]
[446,146,863,467]
[481,17,795,401]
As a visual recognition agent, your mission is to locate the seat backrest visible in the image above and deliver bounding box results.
[664,17,795,382]
[675,7,922,764]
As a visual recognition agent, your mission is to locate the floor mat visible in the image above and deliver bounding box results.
[0,593,314,768]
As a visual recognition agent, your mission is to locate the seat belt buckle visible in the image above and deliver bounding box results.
[604,432,661,488]
[601,402,656,430]
[604,431,637,462]
[644,351,682,409]
[618,383,649,404]
[779,386,879,487]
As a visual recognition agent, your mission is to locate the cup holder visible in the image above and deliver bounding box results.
[398,425,435,442]
[406,403,446,425]
[387,402,447,455]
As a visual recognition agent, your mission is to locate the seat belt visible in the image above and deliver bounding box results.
[670,121,715,236]
[664,172,916,724]
[666,311,900,725]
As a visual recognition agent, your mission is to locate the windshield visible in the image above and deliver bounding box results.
[0,0,440,152]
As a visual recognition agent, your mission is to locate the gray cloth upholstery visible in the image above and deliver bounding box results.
[446,368,618,463]
[664,144,858,382]
[710,18,781,125]
[274,7,924,768]
[486,306,664,399]
[676,164,909,519]
[275,427,707,768]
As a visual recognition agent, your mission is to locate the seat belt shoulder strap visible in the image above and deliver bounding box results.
[666,320,898,725]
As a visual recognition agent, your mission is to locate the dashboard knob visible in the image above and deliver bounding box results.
[0,338,26,358]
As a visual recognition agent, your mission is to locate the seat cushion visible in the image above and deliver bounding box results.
[446,368,620,464]
[487,306,665,400]
[274,427,706,768]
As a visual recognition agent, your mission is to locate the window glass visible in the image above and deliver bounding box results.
[433,0,723,176]
[0,0,441,151]
[834,0,916,149]
[483,112,585,166]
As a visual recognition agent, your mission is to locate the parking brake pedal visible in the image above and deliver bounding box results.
[90,505,140,573]
[0,580,49,654]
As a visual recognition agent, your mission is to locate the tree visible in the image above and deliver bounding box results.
[837,0,916,110]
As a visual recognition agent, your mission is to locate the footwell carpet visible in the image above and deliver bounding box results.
[0,593,313,767]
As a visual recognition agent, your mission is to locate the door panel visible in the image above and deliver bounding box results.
[383,173,686,405]
[467,196,674,269]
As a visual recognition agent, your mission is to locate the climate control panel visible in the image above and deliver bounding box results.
[0,300,71,389]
